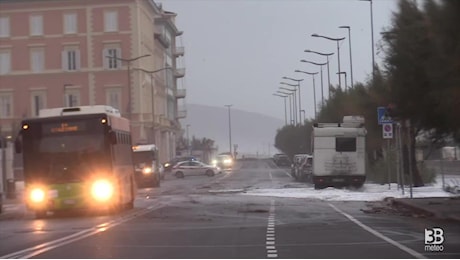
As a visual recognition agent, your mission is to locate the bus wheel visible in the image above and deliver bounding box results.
[126,200,134,210]
[35,210,47,219]
[175,171,184,178]
[154,175,161,187]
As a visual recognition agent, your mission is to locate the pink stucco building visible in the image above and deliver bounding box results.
[0,0,186,163]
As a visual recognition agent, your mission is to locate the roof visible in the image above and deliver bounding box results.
[39,105,121,118]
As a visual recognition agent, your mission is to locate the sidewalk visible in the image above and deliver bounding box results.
[391,196,460,222]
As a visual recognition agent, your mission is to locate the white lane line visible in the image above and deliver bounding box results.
[328,203,426,259]
[1,204,165,259]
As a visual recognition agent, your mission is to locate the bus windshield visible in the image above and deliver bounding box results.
[133,151,154,168]
[21,119,111,182]
[38,134,104,154]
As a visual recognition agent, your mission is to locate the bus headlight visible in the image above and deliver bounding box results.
[91,180,114,201]
[30,188,46,203]
[142,167,153,175]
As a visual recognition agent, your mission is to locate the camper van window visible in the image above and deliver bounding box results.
[336,137,356,152]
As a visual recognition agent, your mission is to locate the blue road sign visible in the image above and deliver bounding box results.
[377,107,393,125]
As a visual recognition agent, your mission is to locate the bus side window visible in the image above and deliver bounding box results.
[109,131,117,145]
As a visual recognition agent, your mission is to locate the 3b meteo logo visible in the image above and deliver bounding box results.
[424,227,444,252]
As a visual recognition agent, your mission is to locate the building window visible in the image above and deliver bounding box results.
[30,14,43,36]
[104,10,118,32]
[0,51,11,75]
[64,91,80,107]
[106,88,121,109]
[103,47,121,69]
[64,13,77,34]
[61,48,80,71]
[0,93,12,118]
[31,48,44,73]
[0,16,9,37]
[31,91,46,116]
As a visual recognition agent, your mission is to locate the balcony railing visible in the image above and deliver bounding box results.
[175,88,186,99]
[154,33,170,48]
[176,110,187,119]
[174,68,185,78]
[173,46,185,57]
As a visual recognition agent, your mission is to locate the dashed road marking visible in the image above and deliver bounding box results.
[266,200,278,258]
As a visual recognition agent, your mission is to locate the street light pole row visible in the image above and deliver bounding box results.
[311,33,345,90]
[224,104,233,157]
[272,93,288,125]
[295,70,318,119]
[277,90,294,125]
[282,77,303,124]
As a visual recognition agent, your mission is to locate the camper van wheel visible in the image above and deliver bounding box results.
[353,183,364,189]
[314,184,325,190]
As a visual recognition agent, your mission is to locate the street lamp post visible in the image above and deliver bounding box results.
[132,66,172,144]
[273,93,288,125]
[339,25,354,89]
[311,34,345,90]
[295,70,319,119]
[337,71,348,91]
[277,90,294,125]
[300,60,327,108]
[280,83,298,125]
[186,124,191,156]
[224,104,233,157]
[282,77,303,124]
[304,50,333,98]
[106,54,151,119]
[360,0,375,79]
[300,109,306,123]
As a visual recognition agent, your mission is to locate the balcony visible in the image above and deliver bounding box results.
[176,110,187,119]
[174,68,186,78]
[175,88,186,99]
[154,33,170,48]
[160,117,171,128]
[173,46,185,57]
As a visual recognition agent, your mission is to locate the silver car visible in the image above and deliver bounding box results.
[172,160,221,178]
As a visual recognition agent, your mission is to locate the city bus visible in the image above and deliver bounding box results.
[15,105,136,218]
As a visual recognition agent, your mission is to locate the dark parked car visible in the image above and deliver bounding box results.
[274,154,290,167]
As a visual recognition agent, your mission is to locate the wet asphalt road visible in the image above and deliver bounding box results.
[1,158,460,258]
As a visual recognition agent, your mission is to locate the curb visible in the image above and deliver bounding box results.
[390,198,460,222]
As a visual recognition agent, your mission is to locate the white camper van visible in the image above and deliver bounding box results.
[312,116,367,189]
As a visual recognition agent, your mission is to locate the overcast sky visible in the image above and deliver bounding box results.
[159,0,399,121]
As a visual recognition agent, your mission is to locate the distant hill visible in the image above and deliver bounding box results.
[179,104,284,156]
